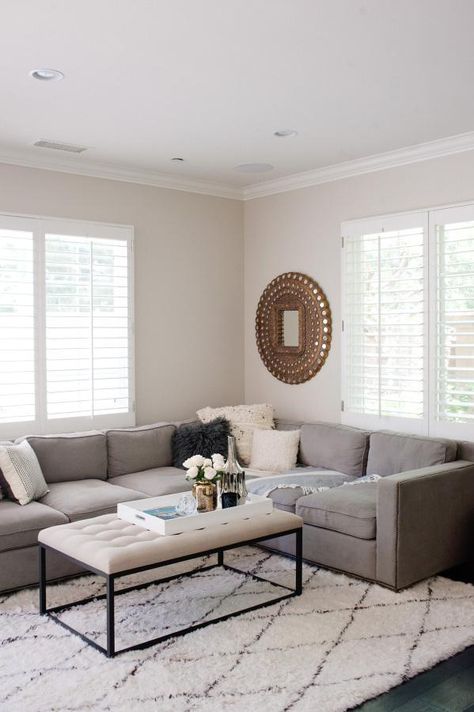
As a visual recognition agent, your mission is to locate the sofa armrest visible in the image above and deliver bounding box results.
[376,461,474,589]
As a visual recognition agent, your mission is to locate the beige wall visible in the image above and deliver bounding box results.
[244,151,474,423]
[4,150,474,428]
[0,163,244,424]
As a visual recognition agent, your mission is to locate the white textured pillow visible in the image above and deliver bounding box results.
[197,403,274,465]
[250,429,301,473]
[0,440,49,505]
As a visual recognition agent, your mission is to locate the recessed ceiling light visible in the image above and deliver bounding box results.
[274,129,298,138]
[30,68,64,81]
[234,163,274,173]
[171,157,185,162]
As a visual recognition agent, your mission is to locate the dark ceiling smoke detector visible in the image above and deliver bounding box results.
[274,129,298,138]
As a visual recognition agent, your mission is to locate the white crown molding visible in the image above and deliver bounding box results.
[0,150,242,200]
[2,130,474,202]
[242,131,474,200]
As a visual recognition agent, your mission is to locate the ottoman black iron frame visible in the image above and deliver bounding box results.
[39,526,303,658]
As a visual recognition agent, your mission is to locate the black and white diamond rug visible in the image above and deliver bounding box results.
[1,547,474,712]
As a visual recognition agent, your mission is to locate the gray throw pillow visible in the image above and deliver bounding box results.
[172,417,230,468]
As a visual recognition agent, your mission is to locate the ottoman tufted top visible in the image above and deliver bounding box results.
[38,510,302,575]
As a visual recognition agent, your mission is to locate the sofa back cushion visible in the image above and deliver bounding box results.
[107,422,175,477]
[276,419,303,431]
[457,440,474,462]
[299,422,370,477]
[366,430,457,476]
[25,431,107,483]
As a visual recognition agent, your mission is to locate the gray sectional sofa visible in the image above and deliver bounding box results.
[1,419,473,593]
[0,423,191,592]
[265,421,474,590]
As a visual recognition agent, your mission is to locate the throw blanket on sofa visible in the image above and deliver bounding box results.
[246,471,381,498]
[247,470,353,497]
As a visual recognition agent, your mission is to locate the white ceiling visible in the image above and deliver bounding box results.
[1,0,474,196]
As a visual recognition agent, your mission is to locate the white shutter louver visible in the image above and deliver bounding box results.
[0,215,134,438]
[0,228,36,425]
[433,211,474,434]
[343,218,427,432]
[45,234,130,421]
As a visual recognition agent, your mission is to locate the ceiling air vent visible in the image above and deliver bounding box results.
[33,139,88,153]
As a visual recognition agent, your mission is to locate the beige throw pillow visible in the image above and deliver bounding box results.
[197,403,274,465]
[0,440,49,505]
[250,429,301,473]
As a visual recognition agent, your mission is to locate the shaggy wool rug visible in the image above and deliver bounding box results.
[1,547,474,712]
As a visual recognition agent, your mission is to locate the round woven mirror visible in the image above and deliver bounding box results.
[255,272,332,384]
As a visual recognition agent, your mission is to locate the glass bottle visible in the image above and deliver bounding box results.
[222,435,248,505]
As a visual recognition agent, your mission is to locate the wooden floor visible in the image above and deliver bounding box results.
[356,646,474,711]
[356,563,474,712]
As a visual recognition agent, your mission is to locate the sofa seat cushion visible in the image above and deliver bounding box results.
[111,468,192,497]
[40,479,146,521]
[296,483,377,540]
[0,499,68,552]
[247,470,357,513]
[267,487,307,514]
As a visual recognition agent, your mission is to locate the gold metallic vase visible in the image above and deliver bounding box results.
[193,483,217,512]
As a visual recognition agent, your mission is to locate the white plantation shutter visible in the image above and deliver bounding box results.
[430,205,474,438]
[0,214,134,438]
[0,223,36,430]
[45,233,131,422]
[342,214,428,434]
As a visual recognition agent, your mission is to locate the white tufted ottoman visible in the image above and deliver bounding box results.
[38,510,303,657]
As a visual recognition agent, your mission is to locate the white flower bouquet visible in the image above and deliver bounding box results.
[183,453,226,485]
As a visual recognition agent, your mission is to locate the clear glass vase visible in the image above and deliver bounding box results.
[221,435,248,505]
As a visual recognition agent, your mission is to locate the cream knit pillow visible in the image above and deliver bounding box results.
[250,429,301,473]
[197,403,274,465]
[0,440,49,505]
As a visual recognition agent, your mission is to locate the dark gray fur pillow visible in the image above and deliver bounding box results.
[172,417,230,468]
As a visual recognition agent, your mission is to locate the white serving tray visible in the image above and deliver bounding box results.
[117,491,273,536]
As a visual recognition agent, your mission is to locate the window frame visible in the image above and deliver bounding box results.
[429,203,474,440]
[342,201,474,438]
[0,212,135,439]
[341,211,429,436]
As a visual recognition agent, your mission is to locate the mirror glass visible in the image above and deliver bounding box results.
[282,309,299,347]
